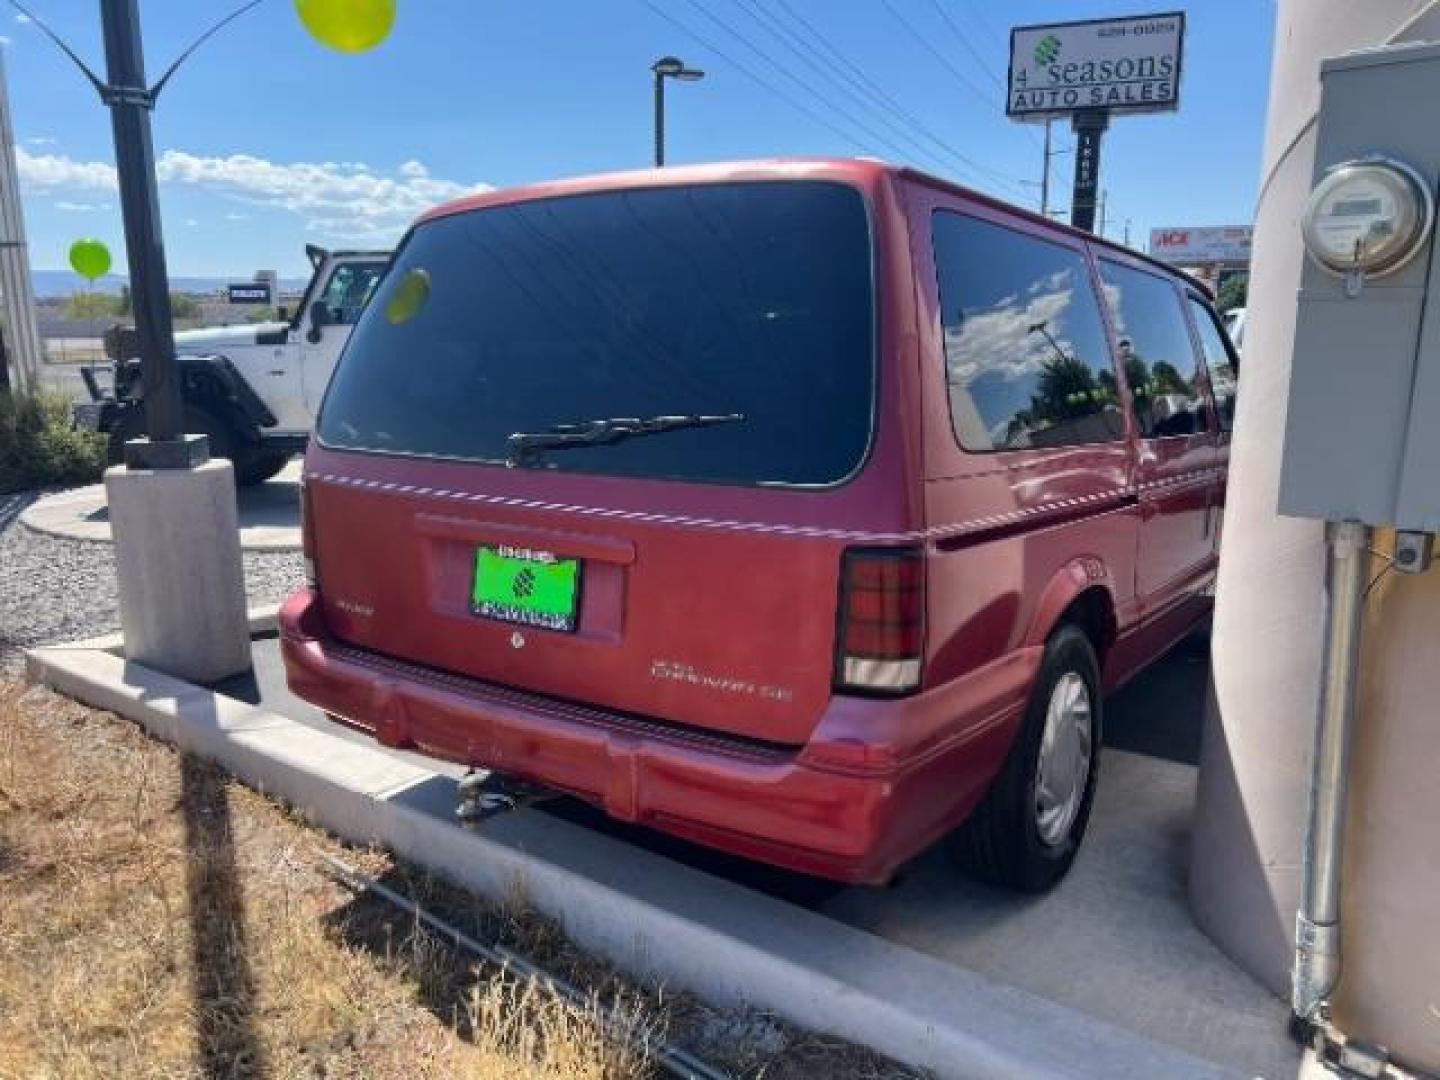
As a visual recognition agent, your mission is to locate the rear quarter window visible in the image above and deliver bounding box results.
[932,212,1125,453]
[1098,260,1211,439]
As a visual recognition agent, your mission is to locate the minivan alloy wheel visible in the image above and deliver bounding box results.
[1035,672,1093,847]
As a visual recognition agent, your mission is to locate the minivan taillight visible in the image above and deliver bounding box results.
[835,547,925,694]
[299,475,318,591]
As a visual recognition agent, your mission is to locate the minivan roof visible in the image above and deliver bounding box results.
[418,156,1211,298]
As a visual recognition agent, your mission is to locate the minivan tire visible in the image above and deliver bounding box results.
[955,624,1102,892]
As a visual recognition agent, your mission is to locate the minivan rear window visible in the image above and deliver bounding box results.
[317,181,875,487]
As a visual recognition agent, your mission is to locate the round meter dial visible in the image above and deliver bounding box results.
[1301,158,1434,277]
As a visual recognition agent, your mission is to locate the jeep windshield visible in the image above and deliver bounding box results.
[316,180,875,487]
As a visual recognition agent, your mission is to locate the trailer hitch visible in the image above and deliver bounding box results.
[455,770,556,827]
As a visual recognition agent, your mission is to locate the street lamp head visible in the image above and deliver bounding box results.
[652,55,704,81]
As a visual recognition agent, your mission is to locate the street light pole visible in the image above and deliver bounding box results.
[653,64,666,168]
[651,56,704,168]
[100,0,197,465]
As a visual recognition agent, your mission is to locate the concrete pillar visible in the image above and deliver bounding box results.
[1189,0,1440,1010]
[1329,556,1440,1068]
[0,49,44,396]
[106,460,251,683]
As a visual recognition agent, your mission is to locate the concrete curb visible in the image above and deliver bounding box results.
[25,642,1237,1080]
[20,481,302,552]
[39,603,281,655]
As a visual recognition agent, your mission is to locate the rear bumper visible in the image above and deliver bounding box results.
[279,588,1035,883]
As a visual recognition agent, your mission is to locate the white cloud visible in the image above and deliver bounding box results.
[26,136,57,146]
[185,218,199,227]
[17,146,117,190]
[17,146,490,242]
[155,150,492,241]
[15,13,31,23]
[225,211,248,221]
[54,200,110,212]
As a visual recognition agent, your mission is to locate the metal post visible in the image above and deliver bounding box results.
[100,0,204,466]
[653,68,665,168]
[1040,118,1051,217]
[1098,189,1108,238]
[0,49,44,396]
[1293,519,1371,1020]
[1070,109,1108,233]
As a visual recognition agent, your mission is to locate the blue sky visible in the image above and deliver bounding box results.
[7,0,1275,278]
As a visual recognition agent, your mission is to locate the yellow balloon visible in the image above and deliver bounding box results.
[384,267,431,325]
[295,0,395,53]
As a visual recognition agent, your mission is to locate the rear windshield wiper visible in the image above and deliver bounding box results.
[507,412,745,466]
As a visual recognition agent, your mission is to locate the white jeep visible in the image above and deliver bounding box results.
[83,245,389,485]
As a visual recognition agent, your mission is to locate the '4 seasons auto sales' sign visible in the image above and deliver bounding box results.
[1008,13,1185,120]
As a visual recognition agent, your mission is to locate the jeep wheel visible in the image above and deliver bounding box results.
[232,448,291,487]
[954,624,1102,892]
[108,404,283,487]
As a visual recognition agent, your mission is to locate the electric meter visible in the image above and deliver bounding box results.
[1300,157,1435,278]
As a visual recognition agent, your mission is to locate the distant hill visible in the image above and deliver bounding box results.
[31,271,310,299]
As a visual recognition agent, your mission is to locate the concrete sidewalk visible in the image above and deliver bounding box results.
[237,632,1296,1077]
[27,626,1267,1079]
[21,461,302,551]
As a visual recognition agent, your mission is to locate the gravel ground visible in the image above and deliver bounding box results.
[0,487,303,678]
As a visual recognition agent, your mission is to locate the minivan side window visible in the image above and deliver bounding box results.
[1098,261,1211,439]
[933,212,1124,452]
[1187,297,1238,432]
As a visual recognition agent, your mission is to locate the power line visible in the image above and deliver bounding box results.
[879,0,1043,151]
[635,0,887,159]
[764,0,1031,192]
[953,0,1008,52]
[879,0,994,108]
[925,0,1005,88]
[680,0,970,175]
[727,0,1028,193]
[662,0,1028,196]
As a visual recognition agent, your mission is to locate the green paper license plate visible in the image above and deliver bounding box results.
[471,545,581,633]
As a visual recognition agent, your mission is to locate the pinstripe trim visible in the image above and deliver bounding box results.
[305,471,1157,544]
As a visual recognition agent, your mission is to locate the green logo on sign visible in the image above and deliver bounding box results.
[1033,34,1061,66]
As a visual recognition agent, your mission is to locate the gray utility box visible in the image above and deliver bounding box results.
[1279,42,1440,528]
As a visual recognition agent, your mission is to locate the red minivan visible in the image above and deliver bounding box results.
[281,158,1237,892]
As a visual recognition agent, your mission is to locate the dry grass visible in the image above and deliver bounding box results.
[0,681,926,1080]
[0,682,653,1080]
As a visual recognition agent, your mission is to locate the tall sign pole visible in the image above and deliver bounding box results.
[99,0,197,465]
[1069,109,1108,232]
[0,48,44,396]
[1007,13,1184,234]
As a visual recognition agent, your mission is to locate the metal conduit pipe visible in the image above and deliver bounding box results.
[1292,520,1371,1021]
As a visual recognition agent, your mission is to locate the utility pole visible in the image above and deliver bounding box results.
[1123,217,1132,247]
[1097,189,1108,238]
[0,49,43,396]
[1040,118,1051,216]
[101,0,194,464]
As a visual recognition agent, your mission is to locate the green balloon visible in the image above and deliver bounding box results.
[295,0,395,53]
[384,267,431,325]
[69,238,112,282]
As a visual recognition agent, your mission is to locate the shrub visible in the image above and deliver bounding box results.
[0,391,108,495]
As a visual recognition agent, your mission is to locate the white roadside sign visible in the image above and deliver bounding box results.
[1149,226,1253,264]
[1008,13,1185,121]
